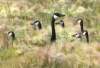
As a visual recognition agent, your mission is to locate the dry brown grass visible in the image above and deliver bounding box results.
[0,0,100,68]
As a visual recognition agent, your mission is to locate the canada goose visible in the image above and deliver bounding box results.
[51,13,65,42]
[8,31,16,46]
[72,30,89,43]
[8,31,16,41]
[31,20,42,30]
[73,18,89,43]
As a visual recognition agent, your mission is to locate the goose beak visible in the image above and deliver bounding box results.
[59,14,65,17]
[30,23,33,25]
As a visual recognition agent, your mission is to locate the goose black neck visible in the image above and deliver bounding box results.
[85,31,89,43]
[51,17,56,42]
[80,21,84,32]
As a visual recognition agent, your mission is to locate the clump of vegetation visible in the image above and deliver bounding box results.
[0,0,100,68]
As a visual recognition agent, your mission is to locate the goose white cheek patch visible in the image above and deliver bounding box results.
[53,15,58,19]
[77,20,81,24]
[35,22,39,26]
[8,33,12,37]
[83,32,86,35]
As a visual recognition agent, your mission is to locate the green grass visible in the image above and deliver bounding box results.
[0,0,100,68]
[0,48,17,60]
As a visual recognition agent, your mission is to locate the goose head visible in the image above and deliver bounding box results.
[74,18,83,25]
[31,20,42,30]
[8,31,16,40]
[53,13,65,20]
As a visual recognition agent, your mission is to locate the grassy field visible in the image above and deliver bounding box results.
[0,0,100,68]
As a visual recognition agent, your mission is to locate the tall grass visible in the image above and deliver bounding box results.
[0,0,100,68]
